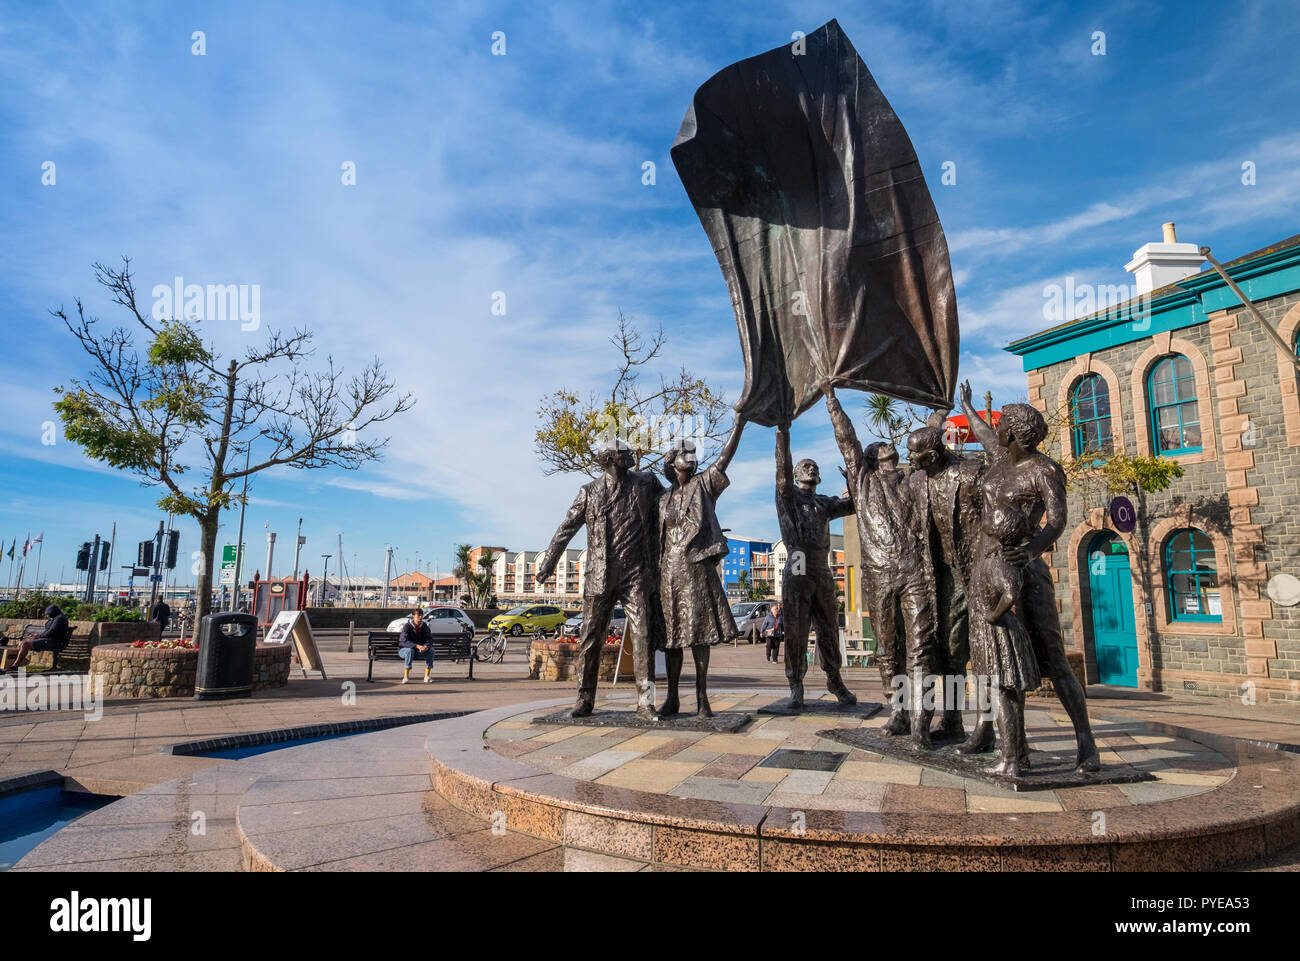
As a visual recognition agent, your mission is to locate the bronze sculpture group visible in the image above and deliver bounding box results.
[535,377,1098,776]
[534,20,1103,774]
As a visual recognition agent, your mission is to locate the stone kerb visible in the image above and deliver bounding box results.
[423,698,1300,872]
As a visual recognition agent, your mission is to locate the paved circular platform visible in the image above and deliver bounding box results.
[429,691,1300,871]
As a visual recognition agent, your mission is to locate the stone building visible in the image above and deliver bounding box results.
[1006,227,1300,704]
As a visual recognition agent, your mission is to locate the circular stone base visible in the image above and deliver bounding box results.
[426,691,1300,871]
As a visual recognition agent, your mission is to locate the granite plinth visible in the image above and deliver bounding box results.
[817,728,1158,792]
[532,709,751,733]
[757,699,883,718]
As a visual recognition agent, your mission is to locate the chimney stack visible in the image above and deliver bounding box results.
[1125,222,1204,295]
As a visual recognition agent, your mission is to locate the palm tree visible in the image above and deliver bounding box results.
[471,549,499,608]
[864,394,915,448]
[452,543,474,601]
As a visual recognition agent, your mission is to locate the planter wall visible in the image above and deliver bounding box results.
[2,618,161,670]
[89,642,291,698]
[528,640,620,682]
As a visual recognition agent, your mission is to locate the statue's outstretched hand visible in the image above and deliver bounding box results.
[958,380,973,410]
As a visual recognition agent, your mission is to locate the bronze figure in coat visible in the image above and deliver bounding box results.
[536,441,667,720]
[656,415,747,717]
[774,423,858,710]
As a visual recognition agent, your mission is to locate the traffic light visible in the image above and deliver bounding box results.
[76,542,91,571]
[164,530,180,570]
[137,539,154,568]
[99,541,111,570]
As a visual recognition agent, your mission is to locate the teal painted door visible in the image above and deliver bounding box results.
[1088,534,1139,687]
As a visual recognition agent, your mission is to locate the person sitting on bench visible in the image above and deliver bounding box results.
[397,608,435,684]
[2,604,71,673]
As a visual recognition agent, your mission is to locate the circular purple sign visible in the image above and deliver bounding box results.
[1110,496,1136,533]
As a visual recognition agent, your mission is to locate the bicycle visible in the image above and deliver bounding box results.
[477,628,509,664]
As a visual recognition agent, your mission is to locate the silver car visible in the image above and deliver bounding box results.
[562,608,626,637]
[731,601,773,643]
[386,606,475,640]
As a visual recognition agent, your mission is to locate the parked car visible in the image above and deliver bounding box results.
[561,608,626,637]
[385,605,475,639]
[731,601,774,643]
[488,604,567,637]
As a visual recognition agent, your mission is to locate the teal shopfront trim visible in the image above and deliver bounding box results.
[1007,245,1300,372]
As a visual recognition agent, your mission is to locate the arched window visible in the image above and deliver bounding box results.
[1164,529,1221,622]
[1071,373,1114,458]
[1148,355,1201,455]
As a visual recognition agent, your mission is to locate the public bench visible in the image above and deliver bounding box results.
[365,630,477,682]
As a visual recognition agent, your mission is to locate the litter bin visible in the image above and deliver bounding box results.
[194,612,258,700]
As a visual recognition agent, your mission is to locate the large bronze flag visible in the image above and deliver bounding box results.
[671,19,958,426]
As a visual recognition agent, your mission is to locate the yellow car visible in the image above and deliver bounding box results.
[488,604,567,637]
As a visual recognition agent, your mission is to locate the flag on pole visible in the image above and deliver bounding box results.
[32,532,43,544]
[5,539,12,560]
[22,534,31,556]
[671,19,959,425]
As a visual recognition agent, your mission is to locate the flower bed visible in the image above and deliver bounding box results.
[528,638,622,682]
[89,642,292,698]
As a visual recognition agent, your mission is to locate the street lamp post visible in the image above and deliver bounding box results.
[320,554,332,605]
[229,430,268,612]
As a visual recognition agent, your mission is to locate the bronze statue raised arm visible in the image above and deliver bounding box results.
[825,386,935,746]
[957,381,1099,773]
[774,422,858,710]
[657,414,747,718]
[536,441,667,720]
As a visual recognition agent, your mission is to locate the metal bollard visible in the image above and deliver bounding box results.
[347,620,355,653]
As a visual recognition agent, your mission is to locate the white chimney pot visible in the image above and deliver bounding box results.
[1125,223,1203,295]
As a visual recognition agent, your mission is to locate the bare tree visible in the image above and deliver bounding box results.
[534,311,731,477]
[52,258,414,622]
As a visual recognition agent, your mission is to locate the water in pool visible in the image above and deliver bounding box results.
[0,787,114,871]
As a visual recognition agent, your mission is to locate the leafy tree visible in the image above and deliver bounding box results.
[862,393,927,449]
[535,311,731,476]
[51,259,414,624]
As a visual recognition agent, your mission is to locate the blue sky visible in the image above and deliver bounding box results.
[2,0,1298,590]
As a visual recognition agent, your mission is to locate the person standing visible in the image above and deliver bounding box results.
[657,415,746,718]
[149,598,172,635]
[762,603,784,663]
[774,423,858,710]
[536,440,667,720]
[397,608,435,684]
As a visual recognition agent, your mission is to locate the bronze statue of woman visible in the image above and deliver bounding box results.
[657,413,747,717]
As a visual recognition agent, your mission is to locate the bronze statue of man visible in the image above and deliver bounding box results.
[825,387,935,746]
[957,382,1100,772]
[536,440,667,721]
[774,423,858,710]
[905,423,984,741]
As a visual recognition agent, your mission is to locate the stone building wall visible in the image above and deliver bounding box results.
[1026,290,1300,704]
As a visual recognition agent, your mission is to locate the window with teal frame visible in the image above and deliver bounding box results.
[1148,355,1201,454]
[1164,529,1221,623]
[1071,373,1113,458]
